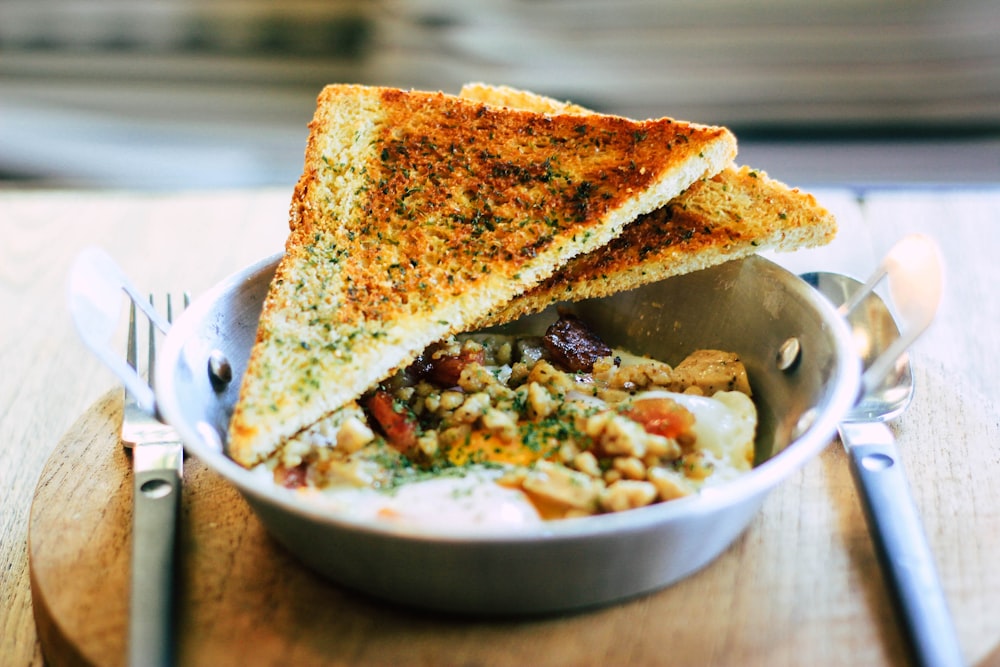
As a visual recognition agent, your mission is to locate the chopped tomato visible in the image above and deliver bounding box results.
[622,397,695,439]
[275,462,309,489]
[364,390,418,452]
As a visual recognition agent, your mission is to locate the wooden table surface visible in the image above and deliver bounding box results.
[2,185,998,666]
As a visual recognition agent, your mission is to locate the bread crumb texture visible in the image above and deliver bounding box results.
[482,164,836,325]
[457,84,835,326]
[228,84,737,465]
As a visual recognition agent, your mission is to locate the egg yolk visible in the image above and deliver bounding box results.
[444,430,551,467]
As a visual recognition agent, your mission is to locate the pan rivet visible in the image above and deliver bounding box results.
[208,350,233,390]
[776,337,801,371]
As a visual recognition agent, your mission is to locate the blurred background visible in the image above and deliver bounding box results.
[2,0,998,190]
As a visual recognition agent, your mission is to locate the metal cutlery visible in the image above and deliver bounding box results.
[69,246,186,667]
[803,234,963,667]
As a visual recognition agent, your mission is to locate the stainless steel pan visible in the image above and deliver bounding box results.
[155,253,860,614]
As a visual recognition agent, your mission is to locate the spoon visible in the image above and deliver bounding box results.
[802,234,964,667]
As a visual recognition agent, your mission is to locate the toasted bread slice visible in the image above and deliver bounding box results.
[228,84,737,466]
[459,83,837,326]
[459,83,594,115]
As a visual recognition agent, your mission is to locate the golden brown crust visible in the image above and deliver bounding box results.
[458,84,836,326]
[228,84,737,465]
[481,164,837,324]
[459,82,593,115]
[304,86,726,323]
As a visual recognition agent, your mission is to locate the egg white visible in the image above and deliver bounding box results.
[636,389,757,483]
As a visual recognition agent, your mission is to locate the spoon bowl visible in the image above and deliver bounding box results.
[800,271,913,421]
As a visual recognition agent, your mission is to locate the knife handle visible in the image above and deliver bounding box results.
[840,421,965,667]
[129,465,181,667]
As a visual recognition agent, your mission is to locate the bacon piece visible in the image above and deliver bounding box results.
[364,389,418,452]
[411,343,486,387]
[542,313,612,373]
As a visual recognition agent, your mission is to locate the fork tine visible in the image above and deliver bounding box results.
[147,295,157,391]
[166,293,190,322]
[146,292,187,395]
[127,301,138,373]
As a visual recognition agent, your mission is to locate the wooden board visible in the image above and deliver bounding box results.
[28,374,1000,666]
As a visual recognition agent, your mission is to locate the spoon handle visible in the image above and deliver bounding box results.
[839,421,965,667]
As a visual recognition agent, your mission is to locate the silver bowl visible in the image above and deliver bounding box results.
[156,253,860,614]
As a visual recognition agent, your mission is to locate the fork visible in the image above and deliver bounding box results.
[121,293,187,667]
[67,247,189,666]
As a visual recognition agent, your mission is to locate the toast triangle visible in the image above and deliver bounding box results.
[228,84,737,466]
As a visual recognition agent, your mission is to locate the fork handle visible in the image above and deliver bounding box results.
[129,460,182,667]
[840,421,965,667]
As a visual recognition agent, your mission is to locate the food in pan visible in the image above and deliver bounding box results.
[251,313,756,526]
[227,83,836,524]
